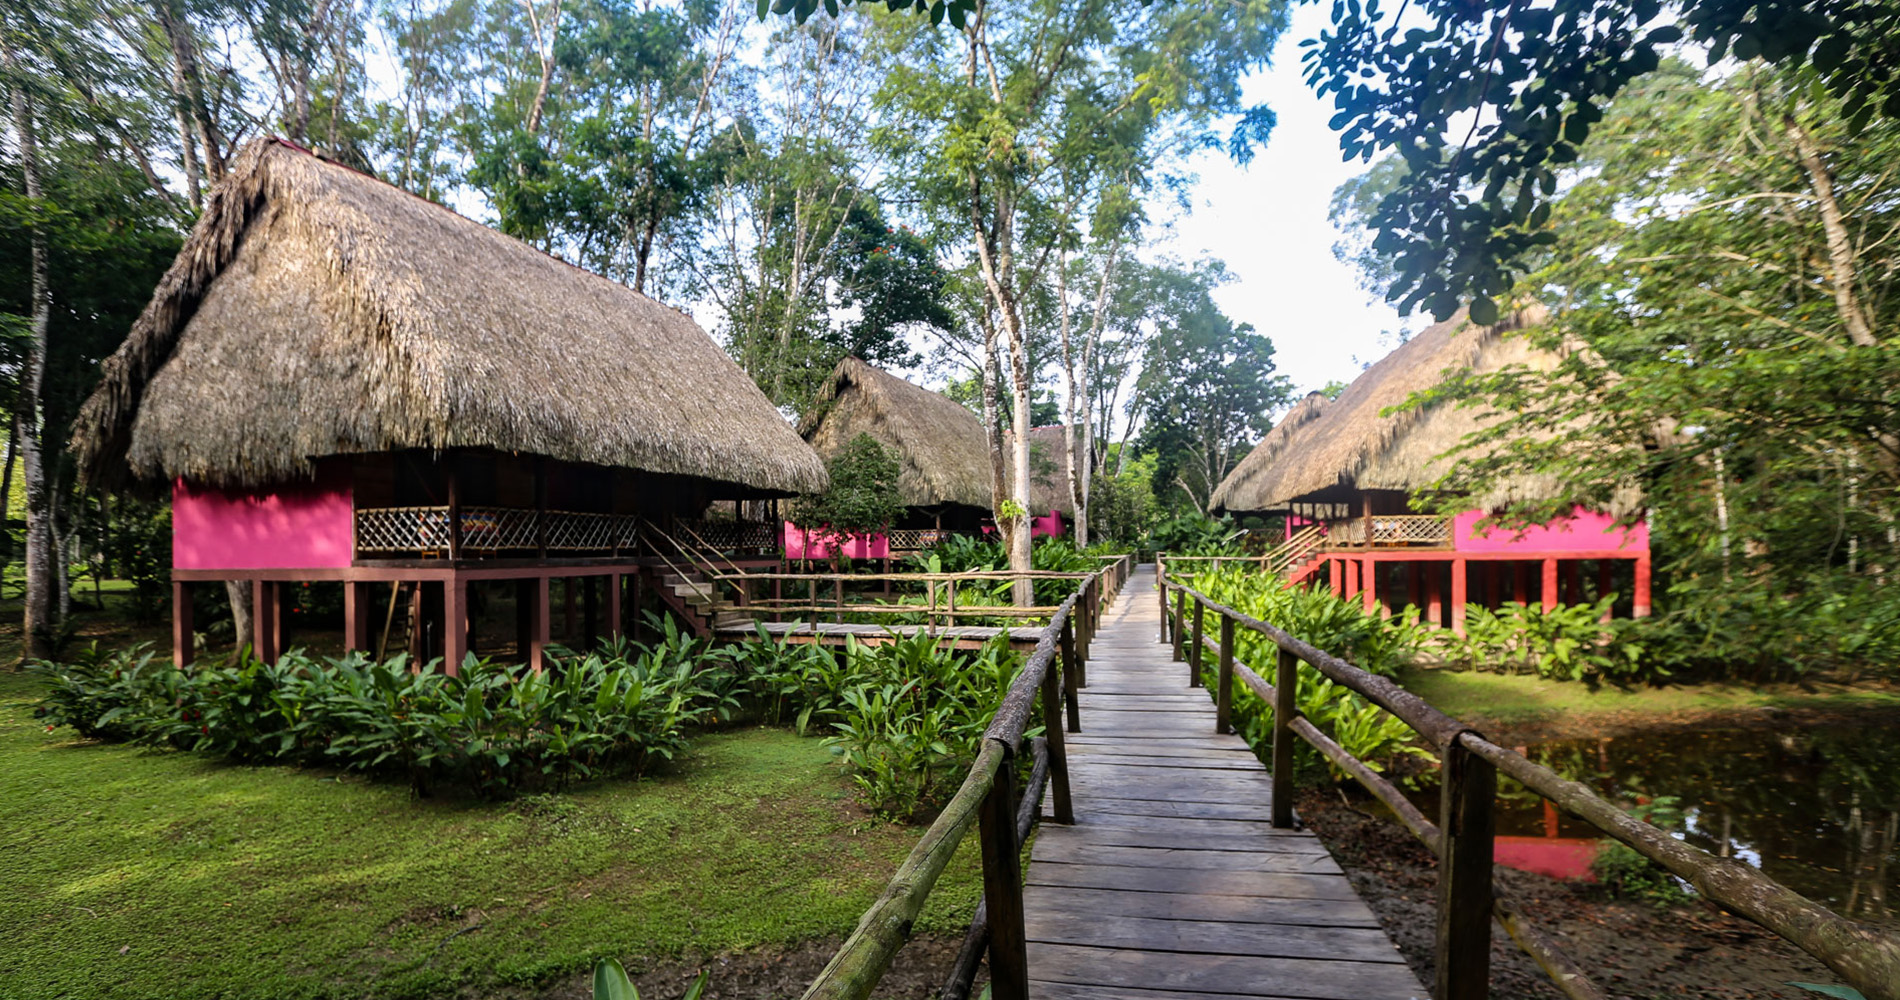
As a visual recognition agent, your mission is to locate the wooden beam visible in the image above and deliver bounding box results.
[1435,737,1497,1000]
[172,581,194,669]
[1272,647,1297,829]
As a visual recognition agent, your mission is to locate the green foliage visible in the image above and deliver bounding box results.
[592,959,708,1000]
[790,432,905,539]
[1446,598,1654,685]
[1590,840,1694,909]
[1150,513,1241,557]
[1307,0,1900,321]
[30,639,728,798]
[1188,568,1431,777]
[731,629,1022,820]
[103,500,171,620]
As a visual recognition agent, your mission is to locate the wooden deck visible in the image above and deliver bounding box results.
[714,620,1048,650]
[1024,565,1424,1000]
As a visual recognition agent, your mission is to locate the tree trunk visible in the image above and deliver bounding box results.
[979,308,1014,561]
[156,0,224,181]
[225,581,253,652]
[7,43,59,662]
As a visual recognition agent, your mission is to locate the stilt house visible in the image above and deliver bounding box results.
[72,139,827,669]
[794,357,994,558]
[1210,308,1651,631]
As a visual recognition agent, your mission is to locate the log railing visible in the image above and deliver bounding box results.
[800,556,1132,1000]
[1155,554,1900,1000]
[703,561,1131,634]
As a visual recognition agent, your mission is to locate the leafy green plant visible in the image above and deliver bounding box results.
[592,958,708,1000]
[1590,841,1694,908]
[1447,597,1653,685]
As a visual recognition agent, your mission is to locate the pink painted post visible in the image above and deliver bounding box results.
[1330,558,1343,597]
[1541,558,1559,612]
[1362,559,1378,614]
[1451,559,1467,636]
[1633,555,1652,618]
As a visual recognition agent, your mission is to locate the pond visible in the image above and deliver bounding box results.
[1405,723,1900,923]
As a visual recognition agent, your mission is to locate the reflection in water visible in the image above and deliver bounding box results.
[1408,724,1899,922]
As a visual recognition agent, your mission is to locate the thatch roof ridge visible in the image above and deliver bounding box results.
[73,138,827,495]
[1209,390,1330,512]
[1210,306,1553,513]
[1008,423,1082,517]
[798,357,993,509]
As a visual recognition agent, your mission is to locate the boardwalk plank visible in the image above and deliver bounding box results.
[1020,564,1423,998]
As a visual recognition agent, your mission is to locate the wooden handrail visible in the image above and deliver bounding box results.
[798,554,1132,1000]
[1156,557,1900,1000]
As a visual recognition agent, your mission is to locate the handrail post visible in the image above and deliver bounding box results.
[1060,616,1081,733]
[1188,598,1205,687]
[1435,735,1497,1000]
[1156,557,1168,643]
[978,746,1029,1000]
[1215,616,1235,734]
[1039,656,1074,824]
[1171,588,1186,662]
[1272,648,1298,828]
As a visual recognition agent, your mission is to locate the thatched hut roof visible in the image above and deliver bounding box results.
[72,139,827,496]
[797,357,992,509]
[1211,305,1630,514]
[1007,424,1081,518]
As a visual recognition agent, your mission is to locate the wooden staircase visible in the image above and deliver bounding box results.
[640,524,756,638]
[1265,525,1327,581]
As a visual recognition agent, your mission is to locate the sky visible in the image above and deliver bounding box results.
[1152,2,1415,397]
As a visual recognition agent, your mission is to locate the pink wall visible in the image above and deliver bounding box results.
[1030,510,1065,539]
[1452,506,1648,554]
[783,523,891,562]
[174,473,355,570]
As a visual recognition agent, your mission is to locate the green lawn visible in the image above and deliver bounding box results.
[0,670,980,1000]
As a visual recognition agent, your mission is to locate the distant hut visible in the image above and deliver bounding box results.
[1210,308,1650,630]
[73,139,826,669]
[1005,424,1082,538]
[795,357,994,554]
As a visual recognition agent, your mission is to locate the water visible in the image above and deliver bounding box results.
[1410,724,1900,922]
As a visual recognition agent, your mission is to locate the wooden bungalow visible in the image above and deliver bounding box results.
[1006,424,1080,538]
[72,139,827,670]
[794,357,994,557]
[1210,307,1651,631]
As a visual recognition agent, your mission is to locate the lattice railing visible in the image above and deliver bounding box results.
[1322,515,1451,549]
[355,506,640,556]
[675,518,778,553]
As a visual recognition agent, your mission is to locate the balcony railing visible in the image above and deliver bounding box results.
[1325,514,1451,549]
[353,507,781,559]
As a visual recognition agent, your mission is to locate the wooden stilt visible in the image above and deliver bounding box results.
[531,575,551,671]
[1633,554,1652,618]
[1362,558,1377,614]
[344,581,371,653]
[1542,558,1560,612]
[607,573,623,638]
[1450,558,1467,636]
[173,581,194,669]
[443,578,468,675]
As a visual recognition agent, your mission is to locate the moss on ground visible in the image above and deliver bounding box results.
[0,670,981,1000]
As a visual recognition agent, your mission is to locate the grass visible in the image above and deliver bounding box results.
[1399,666,1900,730]
[0,669,982,1000]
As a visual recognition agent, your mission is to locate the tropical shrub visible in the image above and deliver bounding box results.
[1590,841,1694,908]
[1446,597,1652,685]
[33,641,727,797]
[1185,567,1432,777]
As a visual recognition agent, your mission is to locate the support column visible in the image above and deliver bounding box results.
[606,573,623,639]
[582,575,600,649]
[1542,557,1559,612]
[172,581,194,669]
[443,577,468,675]
[1344,558,1358,598]
[1633,554,1652,618]
[1362,558,1377,614]
[1329,558,1343,597]
[344,581,372,654]
[515,579,535,664]
[251,580,275,663]
[1450,558,1467,636]
[1424,562,1442,627]
[531,575,552,671]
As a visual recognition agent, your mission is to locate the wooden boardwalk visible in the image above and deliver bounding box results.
[1024,565,1424,1000]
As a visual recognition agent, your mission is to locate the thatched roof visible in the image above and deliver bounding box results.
[1212,305,1631,514]
[72,139,827,496]
[1007,424,1081,518]
[797,357,992,509]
